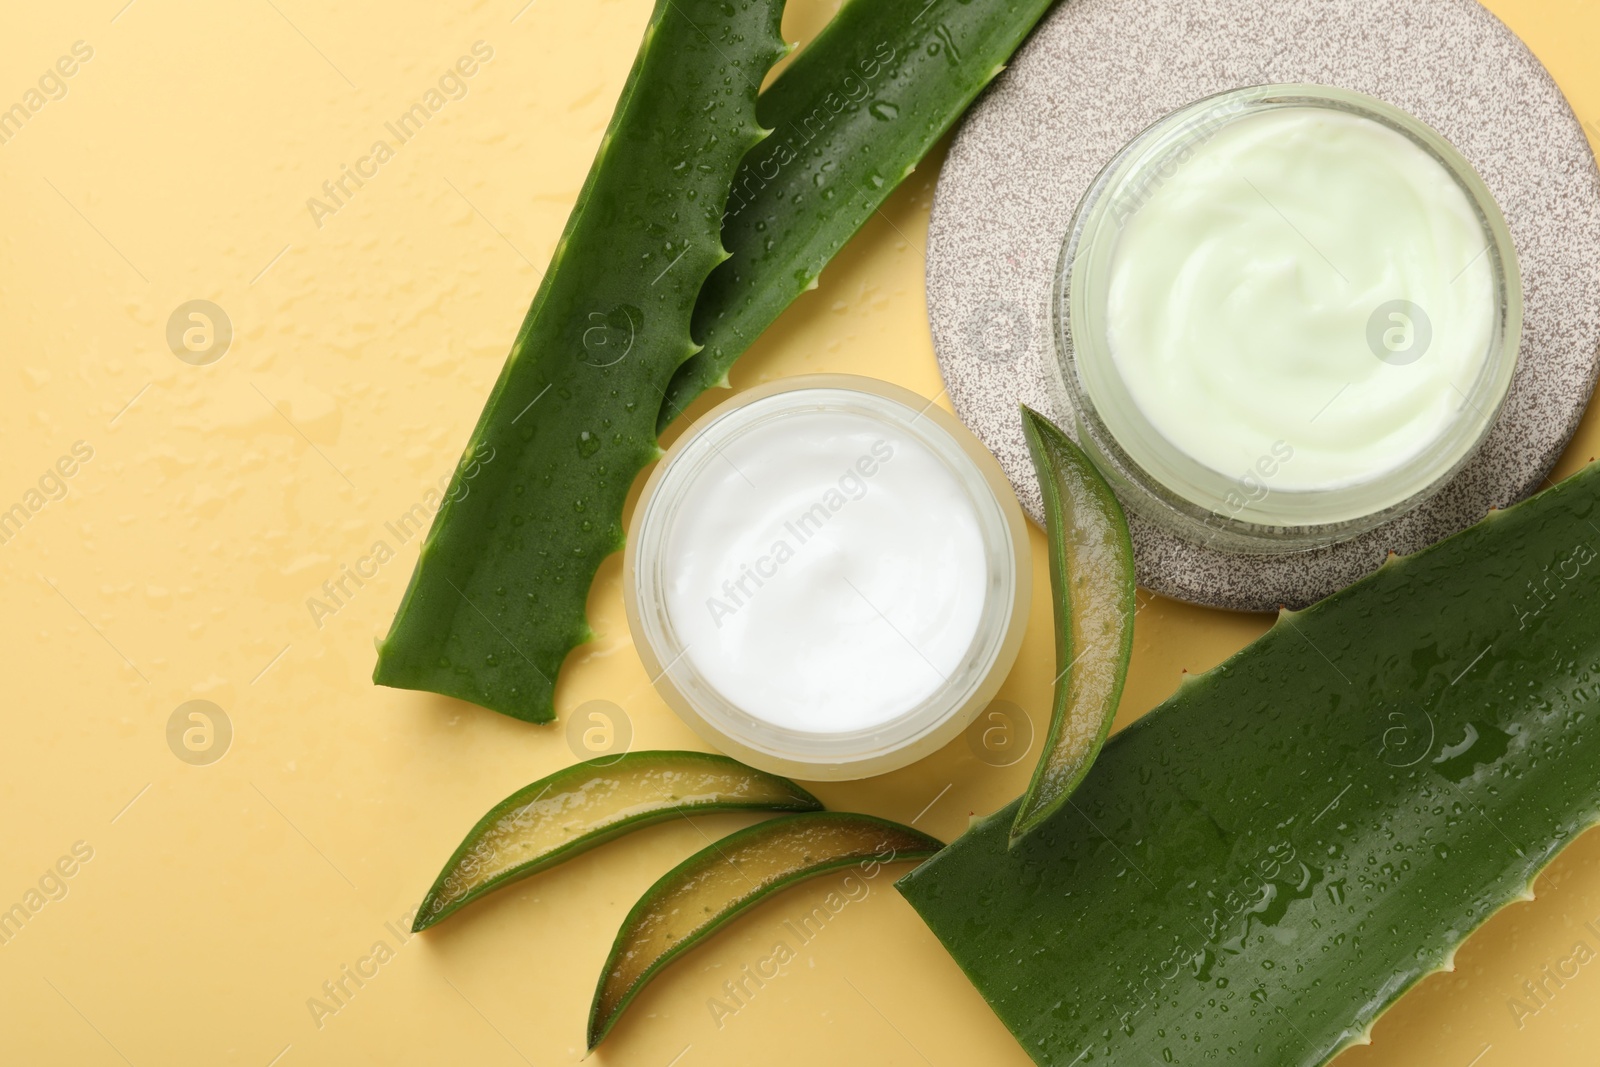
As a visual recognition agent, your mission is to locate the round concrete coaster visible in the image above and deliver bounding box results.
[927,0,1600,611]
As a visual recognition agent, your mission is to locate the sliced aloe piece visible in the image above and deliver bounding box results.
[1011,406,1136,845]
[372,0,788,723]
[589,812,942,1048]
[661,0,1060,429]
[899,464,1600,1066]
[415,752,820,931]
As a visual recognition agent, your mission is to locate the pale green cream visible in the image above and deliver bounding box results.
[1104,106,1495,493]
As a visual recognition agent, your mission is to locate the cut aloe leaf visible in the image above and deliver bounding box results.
[589,812,942,1048]
[661,0,1059,429]
[1011,406,1136,845]
[414,752,820,931]
[899,464,1600,1066]
[376,0,1071,724]
[372,0,788,722]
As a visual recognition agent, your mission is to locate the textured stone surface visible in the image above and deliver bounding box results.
[927,0,1600,610]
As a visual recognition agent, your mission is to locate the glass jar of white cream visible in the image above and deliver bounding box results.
[625,375,1030,781]
[1051,84,1521,553]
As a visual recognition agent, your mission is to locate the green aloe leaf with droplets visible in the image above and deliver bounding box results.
[373,0,790,721]
[375,0,1063,723]
[899,463,1600,1065]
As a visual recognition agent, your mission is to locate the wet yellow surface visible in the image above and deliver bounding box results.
[2,1,1598,1064]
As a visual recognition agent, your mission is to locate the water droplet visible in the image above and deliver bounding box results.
[577,431,601,458]
[869,101,899,121]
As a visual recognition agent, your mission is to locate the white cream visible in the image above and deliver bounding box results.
[660,408,987,735]
[1103,106,1496,493]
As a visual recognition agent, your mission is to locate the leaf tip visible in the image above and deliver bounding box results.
[1008,797,1048,846]
[1005,816,1042,849]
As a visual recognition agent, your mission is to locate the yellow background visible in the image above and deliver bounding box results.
[3,0,1598,1063]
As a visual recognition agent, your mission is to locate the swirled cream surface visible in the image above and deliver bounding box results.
[661,409,987,734]
[1104,106,1495,492]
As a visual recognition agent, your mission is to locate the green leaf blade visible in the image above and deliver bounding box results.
[899,466,1600,1066]
[372,0,789,722]
[660,0,1058,430]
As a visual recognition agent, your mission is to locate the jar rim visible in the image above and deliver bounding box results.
[623,374,1031,781]
[1048,83,1523,554]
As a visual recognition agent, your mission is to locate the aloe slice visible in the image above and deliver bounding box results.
[589,812,942,1048]
[372,0,788,722]
[661,0,1059,429]
[414,751,820,931]
[898,464,1600,1066]
[1011,406,1136,845]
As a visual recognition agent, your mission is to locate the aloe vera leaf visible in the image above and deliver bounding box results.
[898,464,1600,1066]
[658,0,1059,431]
[371,0,788,722]
[589,812,942,1048]
[1011,406,1135,846]
[414,751,821,931]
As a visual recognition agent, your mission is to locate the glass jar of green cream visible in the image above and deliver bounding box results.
[1050,84,1522,554]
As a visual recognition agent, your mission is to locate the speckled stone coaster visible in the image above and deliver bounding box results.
[927,0,1600,611]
